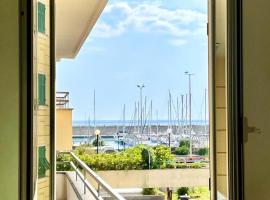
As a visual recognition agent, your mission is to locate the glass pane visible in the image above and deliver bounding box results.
[33,0,51,199]
[214,0,228,199]
[243,0,270,199]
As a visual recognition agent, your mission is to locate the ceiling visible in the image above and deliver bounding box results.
[56,0,108,61]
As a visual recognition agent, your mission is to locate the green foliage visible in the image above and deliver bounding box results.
[141,147,156,169]
[175,146,189,155]
[56,153,72,171]
[142,188,157,195]
[179,140,190,148]
[197,148,209,156]
[154,145,174,168]
[177,187,190,196]
[92,138,105,147]
[176,163,206,169]
[56,145,209,171]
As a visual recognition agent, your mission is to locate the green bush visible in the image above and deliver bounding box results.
[197,148,209,156]
[141,147,156,169]
[179,140,190,148]
[57,145,176,171]
[154,145,174,168]
[177,187,189,196]
[92,138,105,147]
[142,188,156,195]
[56,153,72,171]
[175,146,189,155]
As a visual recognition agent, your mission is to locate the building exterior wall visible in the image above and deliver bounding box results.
[56,108,73,151]
[0,0,20,199]
[34,0,52,199]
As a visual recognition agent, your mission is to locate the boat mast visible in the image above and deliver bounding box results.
[123,104,126,134]
[93,90,96,132]
[181,94,184,134]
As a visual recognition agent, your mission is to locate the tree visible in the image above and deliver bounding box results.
[175,146,189,155]
[197,147,209,156]
[179,140,190,148]
[141,147,155,169]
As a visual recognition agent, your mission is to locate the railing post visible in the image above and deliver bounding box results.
[83,169,86,194]
[75,165,78,181]
[97,184,100,196]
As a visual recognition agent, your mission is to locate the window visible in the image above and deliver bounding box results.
[38,2,46,33]
[38,74,46,105]
[38,146,50,178]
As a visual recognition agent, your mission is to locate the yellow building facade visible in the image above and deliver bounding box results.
[34,0,52,199]
[56,108,73,152]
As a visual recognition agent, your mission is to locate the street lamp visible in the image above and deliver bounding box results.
[95,129,101,154]
[167,128,172,147]
[185,71,194,157]
[137,84,145,135]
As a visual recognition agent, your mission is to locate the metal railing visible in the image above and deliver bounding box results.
[66,152,126,200]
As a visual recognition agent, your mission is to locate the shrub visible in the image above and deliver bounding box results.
[154,145,174,168]
[141,147,156,169]
[197,148,209,156]
[56,153,72,171]
[142,188,156,195]
[177,187,189,196]
[179,140,190,148]
[92,138,105,147]
[175,146,189,155]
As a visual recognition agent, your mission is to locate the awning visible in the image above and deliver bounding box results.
[56,0,108,61]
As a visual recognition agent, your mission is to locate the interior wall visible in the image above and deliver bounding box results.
[0,0,20,199]
[243,0,270,199]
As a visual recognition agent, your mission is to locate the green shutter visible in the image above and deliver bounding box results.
[38,74,46,105]
[38,146,50,178]
[38,2,46,33]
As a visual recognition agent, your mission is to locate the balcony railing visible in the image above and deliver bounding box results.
[56,91,70,108]
[63,152,126,200]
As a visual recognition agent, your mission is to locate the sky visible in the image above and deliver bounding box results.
[56,0,208,122]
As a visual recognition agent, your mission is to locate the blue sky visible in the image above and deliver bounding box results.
[56,0,208,121]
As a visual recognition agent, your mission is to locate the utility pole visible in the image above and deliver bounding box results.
[185,94,188,131]
[150,100,152,135]
[93,90,96,133]
[181,94,184,134]
[185,71,194,156]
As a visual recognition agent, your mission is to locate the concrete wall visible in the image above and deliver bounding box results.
[87,169,209,188]
[0,0,20,199]
[56,108,73,151]
[243,0,270,199]
[56,173,79,200]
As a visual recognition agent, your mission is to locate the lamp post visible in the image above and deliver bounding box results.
[185,71,194,157]
[167,128,172,147]
[137,84,145,135]
[95,129,100,154]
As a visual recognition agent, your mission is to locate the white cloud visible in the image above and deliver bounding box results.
[169,39,188,46]
[90,1,207,45]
